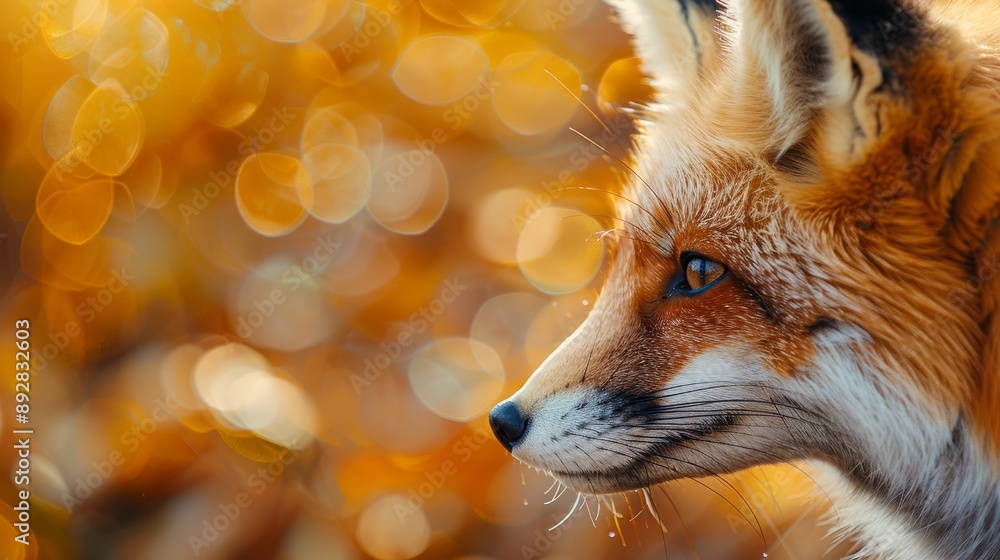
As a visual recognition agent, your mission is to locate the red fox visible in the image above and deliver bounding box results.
[490,0,1000,557]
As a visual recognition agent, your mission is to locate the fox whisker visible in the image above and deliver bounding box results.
[657,485,704,560]
[580,436,767,544]
[555,185,672,239]
[567,127,674,228]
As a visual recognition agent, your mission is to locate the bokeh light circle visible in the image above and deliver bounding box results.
[368,147,448,234]
[191,344,272,419]
[40,0,108,59]
[232,372,318,450]
[408,338,505,421]
[468,187,532,264]
[71,85,144,176]
[245,0,328,43]
[191,343,318,449]
[356,494,431,560]
[43,75,95,163]
[392,35,490,105]
[88,9,169,100]
[598,57,654,110]
[470,292,548,357]
[206,62,270,128]
[516,207,604,293]
[36,159,114,245]
[300,143,372,223]
[193,0,237,10]
[493,51,580,135]
[231,256,336,351]
[301,107,359,153]
[235,152,309,236]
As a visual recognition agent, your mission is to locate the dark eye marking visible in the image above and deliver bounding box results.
[807,317,836,334]
[744,283,779,323]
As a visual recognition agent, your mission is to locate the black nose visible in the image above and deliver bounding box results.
[489,401,528,451]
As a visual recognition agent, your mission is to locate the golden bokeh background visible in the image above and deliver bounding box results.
[0,1,853,558]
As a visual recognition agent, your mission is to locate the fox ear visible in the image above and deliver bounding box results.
[605,0,722,103]
[732,0,921,175]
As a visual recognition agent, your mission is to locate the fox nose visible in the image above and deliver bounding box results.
[489,401,529,451]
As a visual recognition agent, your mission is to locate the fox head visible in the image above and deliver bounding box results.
[491,0,1000,533]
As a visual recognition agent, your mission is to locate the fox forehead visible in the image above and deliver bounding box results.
[617,129,825,314]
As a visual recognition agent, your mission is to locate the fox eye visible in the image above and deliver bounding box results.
[682,256,727,293]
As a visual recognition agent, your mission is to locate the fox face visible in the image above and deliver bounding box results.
[492,0,1000,557]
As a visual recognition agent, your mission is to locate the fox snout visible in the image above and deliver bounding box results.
[489,400,528,451]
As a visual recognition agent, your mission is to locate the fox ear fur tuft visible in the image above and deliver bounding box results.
[604,0,722,105]
[730,0,928,174]
[608,0,929,172]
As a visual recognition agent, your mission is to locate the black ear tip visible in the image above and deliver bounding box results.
[827,0,923,57]
[682,0,720,12]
